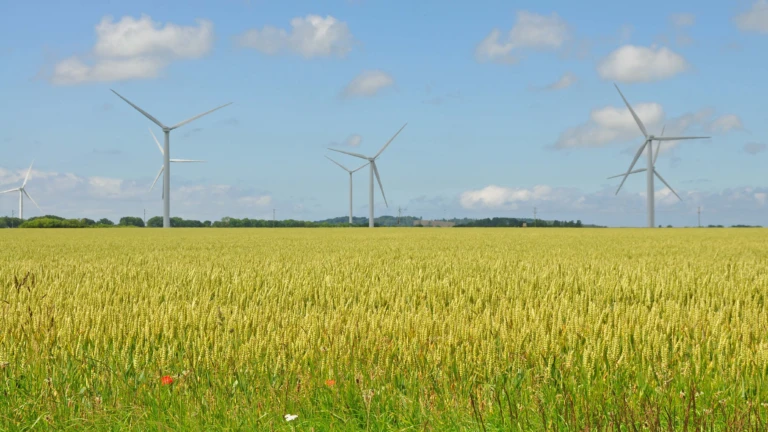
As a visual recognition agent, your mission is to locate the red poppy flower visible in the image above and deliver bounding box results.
[161,375,174,385]
[325,379,336,387]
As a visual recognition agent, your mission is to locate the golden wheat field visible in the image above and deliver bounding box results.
[1,228,767,430]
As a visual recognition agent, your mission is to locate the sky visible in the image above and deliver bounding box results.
[0,0,766,227]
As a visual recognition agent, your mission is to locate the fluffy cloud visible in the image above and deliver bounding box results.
[0,165,273,220]
[744,143,767,155]
[708,114,744,133]
[331,134,363,147]
[341,70,394,98]
[554,96,739,150]
[670,13,696,27]
[554,102,665,149]
[597,45,689,83]
[452,184,768,226]
[475,11,570,64]
[236,15,355,58]
[540,72,578,91]
[51,15,214,85]
[460,185,582,210]
[734,0,768,33]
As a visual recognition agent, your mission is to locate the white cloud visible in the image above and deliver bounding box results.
[597,45,689,83]
[554,102,665,149]
[331,134,362,147]
[708,114,744,133]
[341,70,394,98]
[88,177,126,198]
[475,11,570,64]
[236,15,355,58]
[453,184,768,226]
[459,185,579,210]
[670,13,696,28]
[51,15,214,85]
[0,165,275,220]
[543,72,577,90]
[555,100,737,151]
[734,0,768,33]
[744,142,767,155]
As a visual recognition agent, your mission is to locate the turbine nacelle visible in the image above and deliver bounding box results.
[609,84,710,227]
[112,89,231,228]
[326,123,407,227]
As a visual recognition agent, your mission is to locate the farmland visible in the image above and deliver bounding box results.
[1,228,767,430]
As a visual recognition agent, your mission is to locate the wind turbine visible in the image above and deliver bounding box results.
[610,84,709,228]
[0,161,41,220]
[325,156,368,224]
[148,128,205,199]
[328,123,407,228]
[111,89,231,228]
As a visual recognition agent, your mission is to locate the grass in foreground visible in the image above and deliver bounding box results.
[1,228,767,430]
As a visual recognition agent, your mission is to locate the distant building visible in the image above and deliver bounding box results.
[413,219,455,227]
[522,222,527,227]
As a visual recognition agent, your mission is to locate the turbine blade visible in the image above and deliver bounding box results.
[171,159,205,163]
[22,160,34,187]
[654,169,682,201]
[372,162,388,208]
[615,140,649,195]
[111,89,166,129]
[654,136,710,141]
[169,102,233,130]
[0,188,20,194]
[351,162,370,173]
[654,125,665,166]
[607,168,646,179]
[327,148,369,160]
[374,122,408,159]
[150,128,164,155]
[23,189,42,212]
[325,155,351,172]
[150,166,164,192]
[614,84,648,138]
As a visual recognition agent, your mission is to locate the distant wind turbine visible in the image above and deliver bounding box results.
[0,161,41,220]
[328,123,407,228]
[610,84,709,228]
[111,89,231,228]
[148,128,205,199]
[325,155,368,224]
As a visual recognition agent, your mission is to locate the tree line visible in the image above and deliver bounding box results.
[0,215,375,228]
[456,217,590,228]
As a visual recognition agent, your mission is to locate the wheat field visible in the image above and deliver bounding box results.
[1,228,767,430]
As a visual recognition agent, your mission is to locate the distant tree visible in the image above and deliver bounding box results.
[119,216,145,227]
[97,218,114,226]
[20,217,86,228]
[27,214,65,222]
[147,216,163,227]
[81,218,96,226]
[203,220,211,227]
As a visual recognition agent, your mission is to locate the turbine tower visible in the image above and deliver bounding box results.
[328,123,407,228]
[611,84,709,228]
[148,128,205,199]
[111,90,231,228]
[325,156,368,224]
[0,161,41,220]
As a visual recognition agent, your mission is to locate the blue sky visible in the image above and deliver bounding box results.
[0,0,766,226]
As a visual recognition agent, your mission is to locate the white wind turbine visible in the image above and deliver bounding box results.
[112,89,231,228]
[610,84,709,228]
[148,128,205,199]
[328,123,407,228]
[325,156,369,224]
[1,161,42,220]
